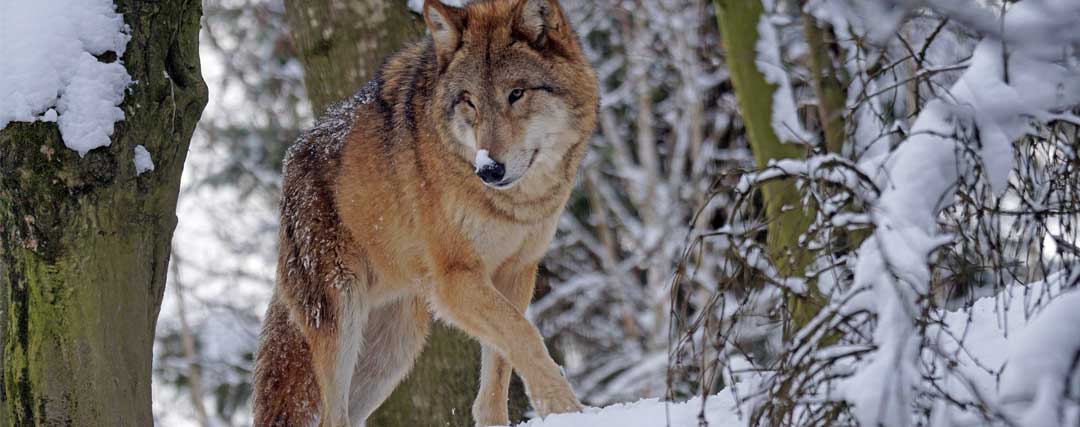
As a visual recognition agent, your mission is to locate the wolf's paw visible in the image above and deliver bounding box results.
[472,400,510,427]
[532,392,584,416]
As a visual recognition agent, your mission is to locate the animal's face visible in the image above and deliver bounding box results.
[425,0,598,190]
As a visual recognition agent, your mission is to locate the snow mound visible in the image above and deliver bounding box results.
[936,275,1080,426]
[0,0,132,156]
[511,393,741,427]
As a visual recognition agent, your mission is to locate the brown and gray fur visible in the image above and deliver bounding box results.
[251,0,599,425]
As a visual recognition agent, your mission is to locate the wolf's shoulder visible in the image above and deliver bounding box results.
[282,79,384,176]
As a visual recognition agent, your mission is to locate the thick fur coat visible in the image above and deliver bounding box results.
[252,0,599,426]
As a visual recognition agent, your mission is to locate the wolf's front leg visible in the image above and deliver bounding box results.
[430,260,583,420]
[474,345,513,426]
[473,263,544,426]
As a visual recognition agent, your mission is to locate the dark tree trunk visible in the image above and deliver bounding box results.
[282,1,530,425]
[0,1,207,426]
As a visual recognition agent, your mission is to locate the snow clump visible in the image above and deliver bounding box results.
[0,0,132,156]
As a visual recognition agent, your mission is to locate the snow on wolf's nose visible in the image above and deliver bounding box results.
[474,149,495,172]
[474,149,506,184]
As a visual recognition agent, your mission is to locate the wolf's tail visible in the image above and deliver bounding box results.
[253,300,321,427]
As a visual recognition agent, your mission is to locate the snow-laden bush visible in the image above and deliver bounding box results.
[672,1,1080,425]
[534,0,751,405]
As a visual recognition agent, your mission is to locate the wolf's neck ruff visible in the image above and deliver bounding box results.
[254,1,599,426]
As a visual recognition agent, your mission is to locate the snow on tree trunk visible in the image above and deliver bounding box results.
[0,0,207,425]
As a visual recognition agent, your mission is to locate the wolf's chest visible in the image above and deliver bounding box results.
[451,207,556,272]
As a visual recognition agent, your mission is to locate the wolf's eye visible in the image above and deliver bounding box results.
[508,88,525,105]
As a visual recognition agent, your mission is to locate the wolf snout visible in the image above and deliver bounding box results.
[476,160,506,184]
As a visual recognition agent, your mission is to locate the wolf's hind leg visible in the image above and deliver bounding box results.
[347,296,432,425]
[309,295,368,427]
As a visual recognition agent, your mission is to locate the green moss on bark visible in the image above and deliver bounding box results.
[713,0,829,335]
[367,323,531,427]
[714,0,811,276]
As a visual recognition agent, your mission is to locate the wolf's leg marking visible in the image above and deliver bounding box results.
[311,295,368,427]
[253,299,321,427]
[431,262,582,418]
[347,296,432,425]
[472,264,539,426]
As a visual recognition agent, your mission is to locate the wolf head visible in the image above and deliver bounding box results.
[423,0,598,191]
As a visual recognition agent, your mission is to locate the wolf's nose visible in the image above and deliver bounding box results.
[476,161,506,184]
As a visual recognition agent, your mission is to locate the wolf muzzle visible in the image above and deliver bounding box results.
[476,161,506,184]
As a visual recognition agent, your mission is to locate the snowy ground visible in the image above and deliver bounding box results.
[512,393,741,427]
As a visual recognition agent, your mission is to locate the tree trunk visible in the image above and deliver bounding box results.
[802,13,847,154]
[713,0,826,333]
[713,0,811,276]
[0,1,208,425]
[284,0,426,114]
[282,1,529,425]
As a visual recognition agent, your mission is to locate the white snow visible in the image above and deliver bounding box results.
[834,1,1080,422]
[507,393,741,427]
[0,0,132,156]
[933,275,1080,426]
[754,14,813,145]
[999,287,1080,422]
[474,148,495,172]
[407,0,470,14]
[134,145,154,175]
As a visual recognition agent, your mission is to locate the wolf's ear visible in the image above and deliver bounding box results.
[513,0,572,53]
[424,0,466,68]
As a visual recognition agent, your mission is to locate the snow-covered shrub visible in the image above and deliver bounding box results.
[672,1,1080,425]
[535,0,753,405]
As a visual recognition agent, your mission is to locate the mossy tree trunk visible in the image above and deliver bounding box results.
[715,0,851,335]
[282,1,529,425]
[0,1,208,426]
[802,13,847,154]
[715,2,850,423]
[714,1,812,279]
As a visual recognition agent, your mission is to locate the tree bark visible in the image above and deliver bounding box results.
[714,0,810,277]
[282,1,529,425]
[713,0,826,334]
[0,1,208,425]
[802,13,847,154]
[284,0,426,114]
